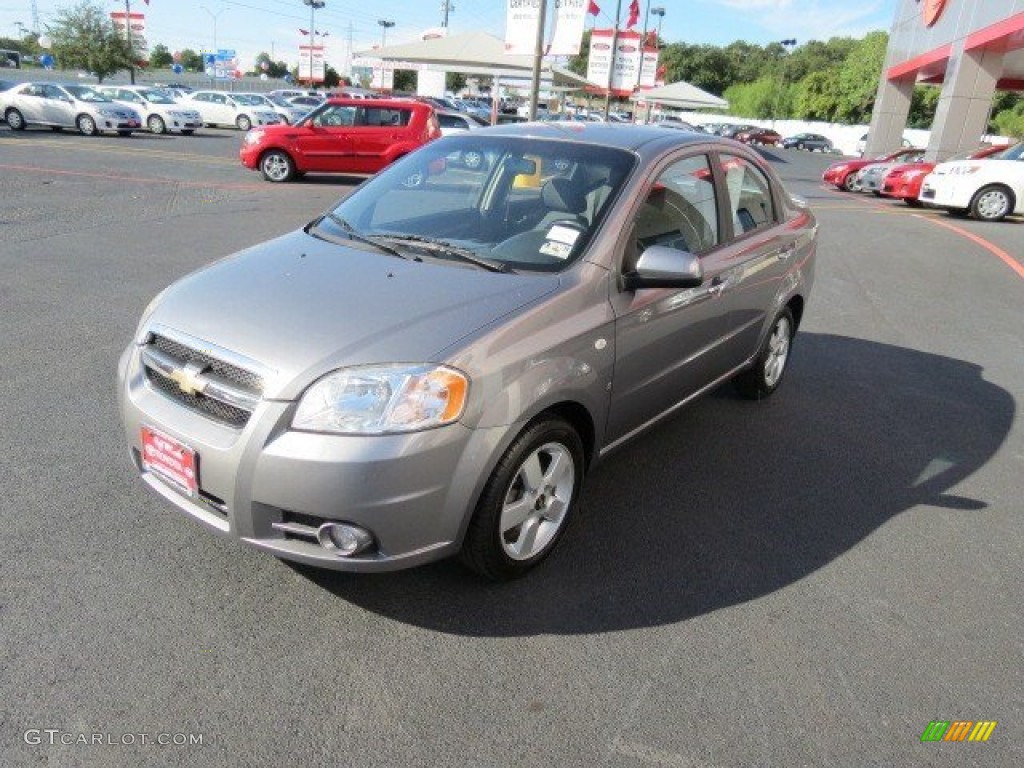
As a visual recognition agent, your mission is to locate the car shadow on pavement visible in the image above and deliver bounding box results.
[293,333,1013,636]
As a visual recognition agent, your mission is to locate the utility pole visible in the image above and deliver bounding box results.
[528,0,548,121]
[603,0,623,119]
[31,0,40,35]
[440,0,454,28]
[122,0,136,84]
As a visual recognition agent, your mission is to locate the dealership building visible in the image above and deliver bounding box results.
[866,0,1024,159]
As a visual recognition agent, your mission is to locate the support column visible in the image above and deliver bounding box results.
[864,76,914,157]
[926,45,1004,162]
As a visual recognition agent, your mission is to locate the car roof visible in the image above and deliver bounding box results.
[323,97,432,109]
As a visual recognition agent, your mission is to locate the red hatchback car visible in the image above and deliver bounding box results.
[240,97,441,182]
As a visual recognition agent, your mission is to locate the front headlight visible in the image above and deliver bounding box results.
[244,129,264,145]
[293,364,469,435]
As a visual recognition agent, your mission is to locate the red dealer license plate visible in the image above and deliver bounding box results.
[141,426,198,496]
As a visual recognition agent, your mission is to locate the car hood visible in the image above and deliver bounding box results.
[928,159,1022,177]
[143,229,560,400]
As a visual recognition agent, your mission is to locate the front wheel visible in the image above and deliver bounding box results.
[842,172,861,192]
[970,185,1014,222]
[147,114,166,134]
[76,114,97,136]
[734,307,795,400]
[236,114,252,131]
[259,150,295,182]
[460,416,584,580]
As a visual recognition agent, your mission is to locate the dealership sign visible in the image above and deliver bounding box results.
[110,11,148,60]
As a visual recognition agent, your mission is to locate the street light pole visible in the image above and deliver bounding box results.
[201,6,226,85]
[304,0,326,88]
[378,19,395,47]
[528,0,547,121]
[603,0,623,120]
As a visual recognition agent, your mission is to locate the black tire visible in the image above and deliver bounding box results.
[969,184,1014,222]
[460,416,584,580]
[76,114,97,136]
[236,114,252,131]
[259,150,295,182]
[147,114,166,134]
[904,198,922,208]
[6,108,26,130]
[734,307,796,400]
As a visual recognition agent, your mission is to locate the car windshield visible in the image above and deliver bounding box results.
[318,135,636,273]
[268,95,292,107]
[139,88,176,104]
[232,94,264,106]
[64,85,111,103]
[995,142,1024,161]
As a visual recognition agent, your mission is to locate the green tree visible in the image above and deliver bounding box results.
[47,1,134,82]
[149,43,172,69]
[446,72,467,93]
[723,76,783,119]
[179,48,203,72]
[835,30,888,123]
[907,85,940,129]
[991,101,1024,138]
[794,69,841,121]
[253,52,288,78]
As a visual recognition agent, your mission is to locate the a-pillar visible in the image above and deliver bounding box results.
[926,45,1004,162]
[864,76,914,157]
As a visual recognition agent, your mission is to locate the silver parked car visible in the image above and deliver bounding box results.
[3,82,142,135]
[118,124,817,580]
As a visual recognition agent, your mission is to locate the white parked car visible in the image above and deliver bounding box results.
[96,85,202,135]
[919,142,1024,221]
[2,82,141,135]
[237,92,309,125]
[186,90,281,130]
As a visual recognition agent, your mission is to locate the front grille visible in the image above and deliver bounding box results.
[146,368,251,427]
[152,334,263,393]
[142,332,264,428]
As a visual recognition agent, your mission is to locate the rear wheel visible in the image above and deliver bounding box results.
[259,150,295,182]
[5,108,26,130]
[236,114,252,131]
[76,114,97,136]
[147,114,166,134]
[460,416,584,580]
[734,307,795,400]
[970,184,1014,222]
[842,172,861,192]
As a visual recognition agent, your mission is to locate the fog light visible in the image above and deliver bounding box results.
[316,522,373,557]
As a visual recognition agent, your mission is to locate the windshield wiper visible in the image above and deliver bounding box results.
[374,233,514,273]
[311,213,415,261]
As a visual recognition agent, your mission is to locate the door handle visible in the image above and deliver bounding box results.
[776,243,796,261]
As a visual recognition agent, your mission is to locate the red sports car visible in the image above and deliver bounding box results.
[880,144,1006,206]
[822,148,922,192]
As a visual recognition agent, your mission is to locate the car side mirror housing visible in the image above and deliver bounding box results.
[623,245,704,291]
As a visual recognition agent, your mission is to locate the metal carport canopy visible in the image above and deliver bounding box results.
[629,80,730,110]
[355,31,597,90]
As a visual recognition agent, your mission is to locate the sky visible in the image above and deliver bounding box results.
[0,0,898,72]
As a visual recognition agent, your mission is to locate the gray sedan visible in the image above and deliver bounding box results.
[118,125,817,580]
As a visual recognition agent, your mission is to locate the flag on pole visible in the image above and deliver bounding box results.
[299,28,309,35]
[626,0,640,28]
[588,1,600,14]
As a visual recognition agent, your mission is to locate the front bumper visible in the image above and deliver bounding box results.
[118,342,507,572]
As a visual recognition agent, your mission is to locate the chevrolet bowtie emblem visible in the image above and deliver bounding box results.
[168,361,208,396]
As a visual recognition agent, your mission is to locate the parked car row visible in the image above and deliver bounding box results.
[823,142,1023,221]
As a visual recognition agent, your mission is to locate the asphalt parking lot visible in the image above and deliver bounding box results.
[1,125,1022,767]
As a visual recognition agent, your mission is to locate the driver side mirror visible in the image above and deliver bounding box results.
[622,245,704,291]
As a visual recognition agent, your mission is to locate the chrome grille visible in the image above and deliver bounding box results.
[141,332,265,428]
[151,334,264,392]
[145,369,251,427]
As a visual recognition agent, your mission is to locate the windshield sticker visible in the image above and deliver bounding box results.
[539,240,573,260]
[546,225,581,245]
